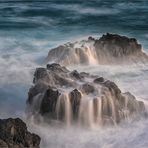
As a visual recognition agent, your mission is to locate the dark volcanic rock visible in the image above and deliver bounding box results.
[0,118,40,148]
[81,83,95,94]
[69,89,81,118]
[27,63,147,126]
[47,33,148,65]
[102,80,121,96]
[94,77,104,83]
[70,70,84,80]
[40,87,60,116]
[94,33,148,63]
[28,82,48,104]
[95,33,141,55]
[47,63,69,73]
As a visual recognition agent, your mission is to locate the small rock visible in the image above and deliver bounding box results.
[0,118,41,148]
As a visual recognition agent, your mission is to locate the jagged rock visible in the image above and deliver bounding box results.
[94,33,148,63]
[0,139,8,148]
[27,63,146,126]
[32,65,74,88]
[94,77,104,83]
[81,83,95,94]
[40,87,60,116]
[69,89,81,118]
[70,70,84,80]
[95,33,142,56]
[122,92,145,113]
[47,33,148,65]
[28,81,48,104]
[0,118,40,148]
[46,63,69,73]
[102,80,121,96]
[88,36,95,41]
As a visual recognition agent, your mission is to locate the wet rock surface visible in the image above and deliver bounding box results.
[0,118,41,148]
[27,63,146,126]
[47,33,148,65]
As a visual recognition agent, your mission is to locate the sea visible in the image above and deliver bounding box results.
[0,0,148,148]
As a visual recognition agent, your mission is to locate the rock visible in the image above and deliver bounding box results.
[47,33,148,65]
[94,77,104,83]
[33,68,49,84]
[88,36,95,41]
[70,70,84,80]
[102,80,121,96]
[28,81,48,104]
[0,139,8,148]
[27,63,147,126]
[32,64,74,87]
[46,63,69,73]
[0,118,40,148]
[69,89,81,118]
[122,92,146,113]
[81,83,95,94]
[94,33,148,64]
[40,87,60,116]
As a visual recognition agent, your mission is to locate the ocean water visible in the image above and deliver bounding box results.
[0,0,148,148]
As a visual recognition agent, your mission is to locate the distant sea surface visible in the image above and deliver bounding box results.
[0,0,148,49]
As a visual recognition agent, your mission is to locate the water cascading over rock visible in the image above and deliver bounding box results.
[47,33,148,65]
[26,63,146,127]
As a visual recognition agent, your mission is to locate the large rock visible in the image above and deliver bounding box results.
[27,63,146,126]
[47,33,148,65]
[94,33,148,64]
[0,118,41,148]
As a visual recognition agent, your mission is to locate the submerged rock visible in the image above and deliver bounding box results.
[0,118,40,148]
[47,33,148,65]
[27,63,146,127]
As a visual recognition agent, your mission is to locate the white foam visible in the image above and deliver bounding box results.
[28,118,148,148]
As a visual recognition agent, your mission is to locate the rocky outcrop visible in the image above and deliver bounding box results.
[47,33,148,65]
[94,33,148,63]
[27,63,146,127]
[0,118,41,148]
